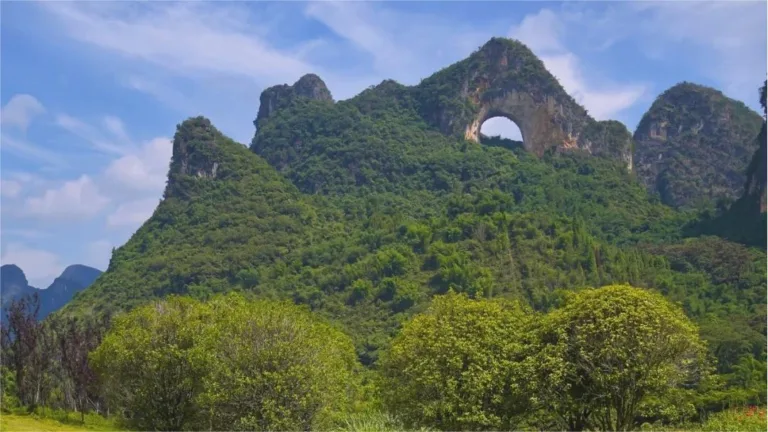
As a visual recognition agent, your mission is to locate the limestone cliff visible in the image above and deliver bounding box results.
[255,74,333,129]
[741,82,767,213]
[633,82,763,208]
[414,38,634,168]
[165,117,226,199]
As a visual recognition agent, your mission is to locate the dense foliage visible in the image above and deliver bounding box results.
[90,294,358,431]
[380,292,534,430]
[533,285,708,431]
[4,39,762,430]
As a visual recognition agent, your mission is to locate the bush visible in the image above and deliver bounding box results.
[91,293,359,431]
[380,292,534,430]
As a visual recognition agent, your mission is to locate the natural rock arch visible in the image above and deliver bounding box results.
[253,38,635,170]
[415,38,634,169]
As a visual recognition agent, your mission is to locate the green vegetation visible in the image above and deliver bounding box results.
[3,38,765,431]
[0,414,113,432]
[61,77,765,389]
[380,292,534,430]
[633,82,763,209]
[91,294,358,431]
[533,285,707,431]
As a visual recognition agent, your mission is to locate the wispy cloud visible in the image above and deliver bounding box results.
[1,94,46,132]
[55,114,134,156]
[39,1,314,84]
[509,8,647,121]
[557,1,767,108]
[1,133,66,168]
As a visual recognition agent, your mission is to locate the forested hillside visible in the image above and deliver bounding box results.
[4,37,765,431]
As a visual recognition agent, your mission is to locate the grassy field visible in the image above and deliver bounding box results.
[0,414,92,432]
[0,413,122,432]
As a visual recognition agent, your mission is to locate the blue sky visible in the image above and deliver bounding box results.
[1,0,766,287]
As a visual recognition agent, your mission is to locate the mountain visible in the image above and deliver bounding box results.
[254,38,634,176]
[1,264,102,319]
[633,82,763,208]
[0,264,35,307]
[58,39,765,372]
[691,81,767,247]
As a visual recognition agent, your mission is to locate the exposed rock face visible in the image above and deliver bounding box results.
[255,74,333,128]
[741,82,767,213]
[165,117,224,198]
[633,82,763,208]
[415,38,634,169]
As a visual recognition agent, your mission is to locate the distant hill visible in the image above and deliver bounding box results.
[633,82,763,209]
[0,264,102,320]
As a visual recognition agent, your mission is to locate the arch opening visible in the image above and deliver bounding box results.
[479,116,525,152]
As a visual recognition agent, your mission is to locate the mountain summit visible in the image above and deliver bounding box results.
[633,82,763,208]
[415,38,634,166]
[0,264,102,319]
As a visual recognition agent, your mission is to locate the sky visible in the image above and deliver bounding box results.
[1,0,766,288]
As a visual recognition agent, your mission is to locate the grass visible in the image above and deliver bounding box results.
[0,414,95,432]
[0,408,122,432]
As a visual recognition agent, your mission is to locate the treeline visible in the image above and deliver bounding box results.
[0,293,110,419]
[1,287,764,431]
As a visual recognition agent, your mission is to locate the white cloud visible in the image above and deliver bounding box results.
[0,243,64,288]
[634,1,766,104]
[24,175,110,220]
[39,1,313,84]
[56,114,131,155]
[509,9,647,120]
[104,137,172,193]
[510,9,564,53]
[0,179,22,198]
[304,1,494,86]
[107,198,159,228]
[556,1,766,107]
[102,115,131,144]
[0,133,65,168]
[0,94,46,132]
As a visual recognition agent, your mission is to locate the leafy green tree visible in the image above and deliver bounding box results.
[90,294,359,431]
[89,296,211,431]
[533,285,708,431]
[197,294,359,431]
[380,292,534,430]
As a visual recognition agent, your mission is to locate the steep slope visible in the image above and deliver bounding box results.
[66,115,763,369]
[64,116,340,316]
[1,264,102,319]
[633,82,763,208]
[251,76,683,245]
